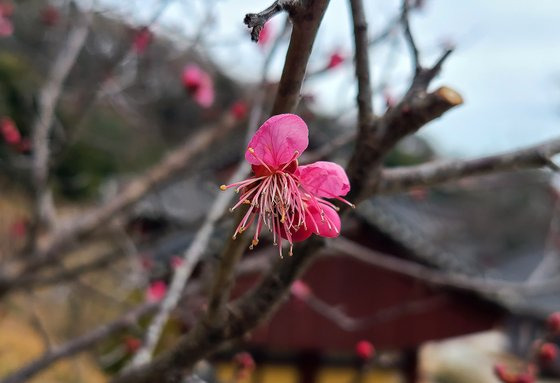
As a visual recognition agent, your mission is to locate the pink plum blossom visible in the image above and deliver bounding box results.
[0,15,12,37]
[326,51,345,70]
[220,114,353,257]
[146,280,167,302]
[1,117,20,146]
[181,64,214,108]
[230,100,248,121]
[133,26,152,54]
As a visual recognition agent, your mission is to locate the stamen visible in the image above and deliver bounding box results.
[335,195,355,208]
[279,152,299,171]
[248,147,273,174]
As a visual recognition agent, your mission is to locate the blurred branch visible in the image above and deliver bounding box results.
[378,136,560,194]
[301,291,446,331]
[347,85,463,203]
[63,0,173,148]
[300,130,356,163]
[400,0,420,73]
[346,3,458,204]
[330,237,560,305]
[0,116,239,297]
[0,303,157,383]
[527,192,560,283]
[0,254,271,383]
[349,0,374,124]
[129,129,258,367]
[110,238,323,383]
[4,247,123,292]
[31,10,91,231]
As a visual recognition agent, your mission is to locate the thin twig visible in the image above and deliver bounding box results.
[378,137,560,194]
[31,9,91,230]
[302,292,446,332]
[400,0,420,73]
[349,0,374,124]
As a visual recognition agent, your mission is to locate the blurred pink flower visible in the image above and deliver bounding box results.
[326,51,345,70]
[146,280,167,302]
[1,117,20,146]
[538,342,558,364]
[290,280,311,300]
[181,64,215,108]
[355,340,375,361]
[547,311,560,333]
[40,5,59,27]
[170,255,183,269]
[0,2,13,37]
[124,336,142,353]
[133,26,152,54]
[10,219,27,239]
[494,363,536,383]
[233,352,256,380]
[0,16,12,37]
[220,114,352,257]
[230,100,248,121]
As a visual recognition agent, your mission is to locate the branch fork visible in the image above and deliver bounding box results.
[244,0,299,42]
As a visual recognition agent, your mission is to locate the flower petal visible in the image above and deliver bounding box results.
[309,203,341,238]
[194,81,214,108]
[245,114,308,168]
[297,161,350,198]
[289,224,314,243]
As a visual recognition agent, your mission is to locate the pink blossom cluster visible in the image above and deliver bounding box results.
[221,114,353,257]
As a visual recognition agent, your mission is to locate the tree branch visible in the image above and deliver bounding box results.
[110,2,331,381]
[347,86,463,203]
[31,10,90,230]
[400,0,420,73]
[109,238,323,383]
[378,136,560,194]
[0,116,240,300]
[0,303,157,383]
[23,117,239,273]
[271,0,330,115]
[349,0,374,125]
[0,254,272,383]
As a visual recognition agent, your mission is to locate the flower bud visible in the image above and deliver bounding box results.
[355,340,375,361]
[538,342,558,364]
[547,312,560,333]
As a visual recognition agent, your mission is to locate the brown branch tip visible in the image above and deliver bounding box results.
[244,0,297,42]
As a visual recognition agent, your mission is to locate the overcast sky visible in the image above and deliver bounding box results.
[103,0,560,158]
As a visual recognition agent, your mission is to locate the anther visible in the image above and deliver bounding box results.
[220,185,227,191]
